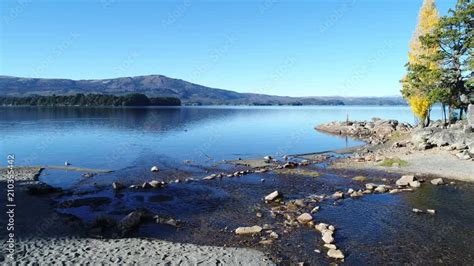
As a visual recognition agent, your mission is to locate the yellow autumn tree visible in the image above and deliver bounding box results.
[407,0,439,69]
[401,0,440,126]
[408,95,431,122]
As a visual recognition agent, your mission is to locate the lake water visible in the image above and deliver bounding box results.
[0,105,439,169]
[4,105,471,265]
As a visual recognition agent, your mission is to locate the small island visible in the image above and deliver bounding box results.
[0,93,181,107]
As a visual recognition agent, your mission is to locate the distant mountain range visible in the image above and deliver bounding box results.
[0,75,405,106]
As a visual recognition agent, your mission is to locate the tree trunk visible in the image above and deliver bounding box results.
[442,104,447,127]
[424,108,431,127]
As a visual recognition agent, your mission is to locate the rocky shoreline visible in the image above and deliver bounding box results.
[316,118,474,181]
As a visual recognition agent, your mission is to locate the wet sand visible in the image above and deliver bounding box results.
[0,168,272,265]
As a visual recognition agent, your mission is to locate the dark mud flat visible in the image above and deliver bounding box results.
[47,159,474,265]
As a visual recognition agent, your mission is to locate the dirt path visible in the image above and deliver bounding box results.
[331,148,474,182]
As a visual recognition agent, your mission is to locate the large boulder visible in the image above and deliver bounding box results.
[468,104,474,126]
[429,130,456,147]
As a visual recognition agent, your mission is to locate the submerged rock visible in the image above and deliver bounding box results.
[112,182,125,190]
[118,209,152,236]
[427,209,436,215]
[27,182,61,195]
[412,208,423,213]
[352,175,367,182]
[202,174,218,180]
[235,225,262,235]
[154,214,182,227]
[57,197,111,208]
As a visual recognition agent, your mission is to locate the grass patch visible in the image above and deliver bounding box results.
[377,157,408,167]
[273,168,320,177]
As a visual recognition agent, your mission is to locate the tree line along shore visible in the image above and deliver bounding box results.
[0,93,181,107]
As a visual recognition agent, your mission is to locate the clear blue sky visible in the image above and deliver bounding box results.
[0,0,456,97]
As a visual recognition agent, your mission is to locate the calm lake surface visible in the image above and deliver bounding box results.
[0,105,439,169]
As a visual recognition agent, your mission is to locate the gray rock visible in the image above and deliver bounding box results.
[118,209,152,236]
[365,183,377,190]
[322,231,334,244]
[468,104,474,126]
[464,125,473,134]
[235,225,262,235]
[148,180,165,188]
[456,150,472,160]
[297,213,313,224]
[332,191,344,200]
[315,223,328,232]
[374,185,388,193]
[264,191,280,202]
[327,249,345,259]
[396,175,416,187]
[430,178,444,185]
[269,231,279,239]
[154,214,182,227]
[409,181,421,188]
[430,131,456,147]
[324,244,337,250]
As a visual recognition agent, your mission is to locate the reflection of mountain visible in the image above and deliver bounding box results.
[0,75,405,105]
[0,107,238,133]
